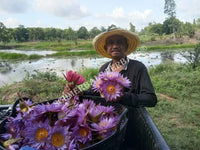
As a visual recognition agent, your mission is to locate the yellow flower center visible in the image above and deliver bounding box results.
[51,133,65,147]
[99,121,109,133]
[107,85,116,94]
[96,79,101,88]
[108,74,113,77]
[35,128,48,141]
[79,128,88,137]
[99,121,109,128]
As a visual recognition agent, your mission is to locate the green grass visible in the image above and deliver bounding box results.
[148,63,200,150]
[146,44,196,51]
[78,68,98,81]
[0,40,94,51]
[0,52,27,59]
[0,52,42,60]
[0,40,198,60]
[1,40,197,52]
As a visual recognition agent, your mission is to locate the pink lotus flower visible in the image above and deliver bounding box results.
[63,70,85,85]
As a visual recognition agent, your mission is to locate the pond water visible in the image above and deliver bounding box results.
[0,50,187,87]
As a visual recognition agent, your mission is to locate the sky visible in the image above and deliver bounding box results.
[0,0,200,31]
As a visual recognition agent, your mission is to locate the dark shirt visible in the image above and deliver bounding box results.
[99,58,157,108]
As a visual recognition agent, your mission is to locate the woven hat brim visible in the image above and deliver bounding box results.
[93,29,140,58]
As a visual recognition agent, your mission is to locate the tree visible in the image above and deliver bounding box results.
[89,27,101,39]
[164,0,176,39]
[193,19,196,27]
[164,0,176,18]
[0,22,5,39]
[183,22,195,38]
[107,24,117,30]
[149,23,163,36]
[77,26,89,40]
[65,27,77,45]
[182,43,200,69]
[14,25,29,42]
[196,18,200,28]
[44,28,58,41]
[0,22,13,43]
[28,27,45,41]
[163,17,181,36]
[100,26,106,32]
[129,23,136,32]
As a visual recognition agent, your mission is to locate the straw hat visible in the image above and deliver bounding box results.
[92,28,140,58]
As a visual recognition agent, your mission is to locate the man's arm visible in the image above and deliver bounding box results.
[119,66,157,107]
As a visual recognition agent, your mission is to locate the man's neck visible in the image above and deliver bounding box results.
[112,56,126,64]
[111,56,127,72]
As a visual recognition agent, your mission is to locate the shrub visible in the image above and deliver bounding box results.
[182,43,200,69]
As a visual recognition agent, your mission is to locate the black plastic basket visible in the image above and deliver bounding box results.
[0,97,128,150]
[125,107,170,150]
[0,105,12,122]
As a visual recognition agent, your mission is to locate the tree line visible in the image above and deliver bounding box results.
[0,18,199,44]
[139,18,199,38]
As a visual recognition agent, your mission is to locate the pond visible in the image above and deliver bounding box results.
[0,50,187,87]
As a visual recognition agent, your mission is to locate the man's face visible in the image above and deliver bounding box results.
[105,35,128,60]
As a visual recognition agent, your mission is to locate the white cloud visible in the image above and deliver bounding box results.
[0,0,30,14]
[110,7,126,20]
[177,0,200,20]
[129,9,153,23]
[35,20,42,27]
[3,18,20,28]
[33,0,89,19]
[93,7,153,31]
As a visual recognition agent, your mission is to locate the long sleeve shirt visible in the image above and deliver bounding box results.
[99,57,157,108]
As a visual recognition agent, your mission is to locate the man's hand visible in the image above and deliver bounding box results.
[62,83,83,96]
[62,83,75,95]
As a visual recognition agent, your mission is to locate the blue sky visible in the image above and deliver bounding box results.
[0,0,200,31]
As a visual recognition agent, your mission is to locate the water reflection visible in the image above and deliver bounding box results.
[0,62,12,73]
[0,51,187,87]
[71,59,75,67]
[161,52,174,62]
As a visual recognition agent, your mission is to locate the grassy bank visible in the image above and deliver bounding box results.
[0,40,197,60]
[1,40,197,51]
[0,52,43,60]
[0,63,200,149]
[0,40,93,51]
[145,43,195,51]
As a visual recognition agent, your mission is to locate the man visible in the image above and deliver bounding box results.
[93,28,157,107]
[63,28,157,148]
[92,28,157,148]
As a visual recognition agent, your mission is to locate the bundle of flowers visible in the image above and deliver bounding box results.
[0,97,120,150]
[0,70,127,150]
[92,71,131,102]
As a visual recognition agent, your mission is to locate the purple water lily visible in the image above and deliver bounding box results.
[91,116,120,139]
[24,120,51,150]
[92,71,131,101]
